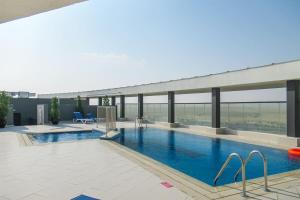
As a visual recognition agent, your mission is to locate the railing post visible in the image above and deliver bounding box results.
[98,97,102,106]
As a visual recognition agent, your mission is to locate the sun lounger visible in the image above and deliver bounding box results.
[73,112,94,124]
[86,113,97,122]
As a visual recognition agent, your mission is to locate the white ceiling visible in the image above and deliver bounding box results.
[0,0,86,24]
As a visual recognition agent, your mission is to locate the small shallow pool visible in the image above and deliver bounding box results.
[113,127,300,186]
[31,130,104,143]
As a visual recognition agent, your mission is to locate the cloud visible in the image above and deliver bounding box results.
[80,52,146,68]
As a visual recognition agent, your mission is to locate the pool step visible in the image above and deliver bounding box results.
[99,130,120,140]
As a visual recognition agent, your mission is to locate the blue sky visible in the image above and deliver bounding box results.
[0,0,300,96]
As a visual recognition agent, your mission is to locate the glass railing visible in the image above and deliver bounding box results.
[117,102,287,135]
[175,103,211,126]
[116,103,138,120]
[221,102,286,135]
[117,103,120,118]
[125,103,138,120]
[144,103,168,122]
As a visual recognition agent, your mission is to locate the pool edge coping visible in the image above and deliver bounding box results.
[104,139,300,199]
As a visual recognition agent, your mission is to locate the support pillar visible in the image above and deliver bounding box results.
[111,96,116,106]
[98,97,102,106]
[120,95,125,119]
[168,91,175,123]
[138,94,143,119]
[212,88,220,128]
[287,80,300,137]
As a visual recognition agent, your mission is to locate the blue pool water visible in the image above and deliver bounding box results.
[32,130,104,143]
[113,128,300,186]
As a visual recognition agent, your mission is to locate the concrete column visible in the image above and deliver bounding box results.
[287,80,300,137]
[168,91,175,123]
[120,95,125,118]
[111,96,116,106]
[212,88,220,128]
[138,94,143,119]
[98,97,102,106]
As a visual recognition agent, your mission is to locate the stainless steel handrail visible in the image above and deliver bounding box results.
[135,117,142,128]
[233,150,268,191]
[214,153,246,197]
[135,117,148,129]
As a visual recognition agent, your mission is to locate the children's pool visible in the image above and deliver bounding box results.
[31,130,103,143]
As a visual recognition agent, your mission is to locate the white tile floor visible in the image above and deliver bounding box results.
[2,123,300,200]
[0,126,191,200]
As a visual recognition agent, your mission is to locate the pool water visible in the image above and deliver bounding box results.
[113,127,300,186]
[32,130,104,143]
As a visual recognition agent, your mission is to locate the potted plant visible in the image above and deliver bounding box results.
[50,97,60,125]
[103,96,110,106]
[0,92,11,128]
[75,95,84,115]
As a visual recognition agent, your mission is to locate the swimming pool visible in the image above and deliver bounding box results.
[31,130,104,143]
[113,127,300,186]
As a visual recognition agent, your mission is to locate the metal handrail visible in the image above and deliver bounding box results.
[214,153,246,197]
[135,117,142,128]
[233,150,268,191]
[135,117,148,129]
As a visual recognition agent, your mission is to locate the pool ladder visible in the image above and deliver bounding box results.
[213,150,268,197]
[135,117,148,129]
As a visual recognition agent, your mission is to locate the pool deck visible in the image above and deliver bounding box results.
[1,122,300,200]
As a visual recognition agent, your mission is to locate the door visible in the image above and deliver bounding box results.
[37,105,45,125]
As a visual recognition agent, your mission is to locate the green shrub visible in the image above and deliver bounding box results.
[50,97,60,125]
[0,92,11,128]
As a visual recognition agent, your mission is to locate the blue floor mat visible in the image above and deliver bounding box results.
[71,194,100,200]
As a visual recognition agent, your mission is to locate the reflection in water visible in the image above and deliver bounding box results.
[119,128,125,145]
[288,154,300,162]
[77,133,83,139]
[138,128,144,149]
[52,134,59,142]
[212,138,222,163]
[168,130,175,150]
[168,130,176,159]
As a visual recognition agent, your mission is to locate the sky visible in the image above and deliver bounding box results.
[0,0,300,101]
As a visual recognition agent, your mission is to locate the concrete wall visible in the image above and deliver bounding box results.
[9,98,97,125]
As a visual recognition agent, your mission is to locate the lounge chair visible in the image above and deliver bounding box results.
[86,113,96,122]
[73,112,94,124]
